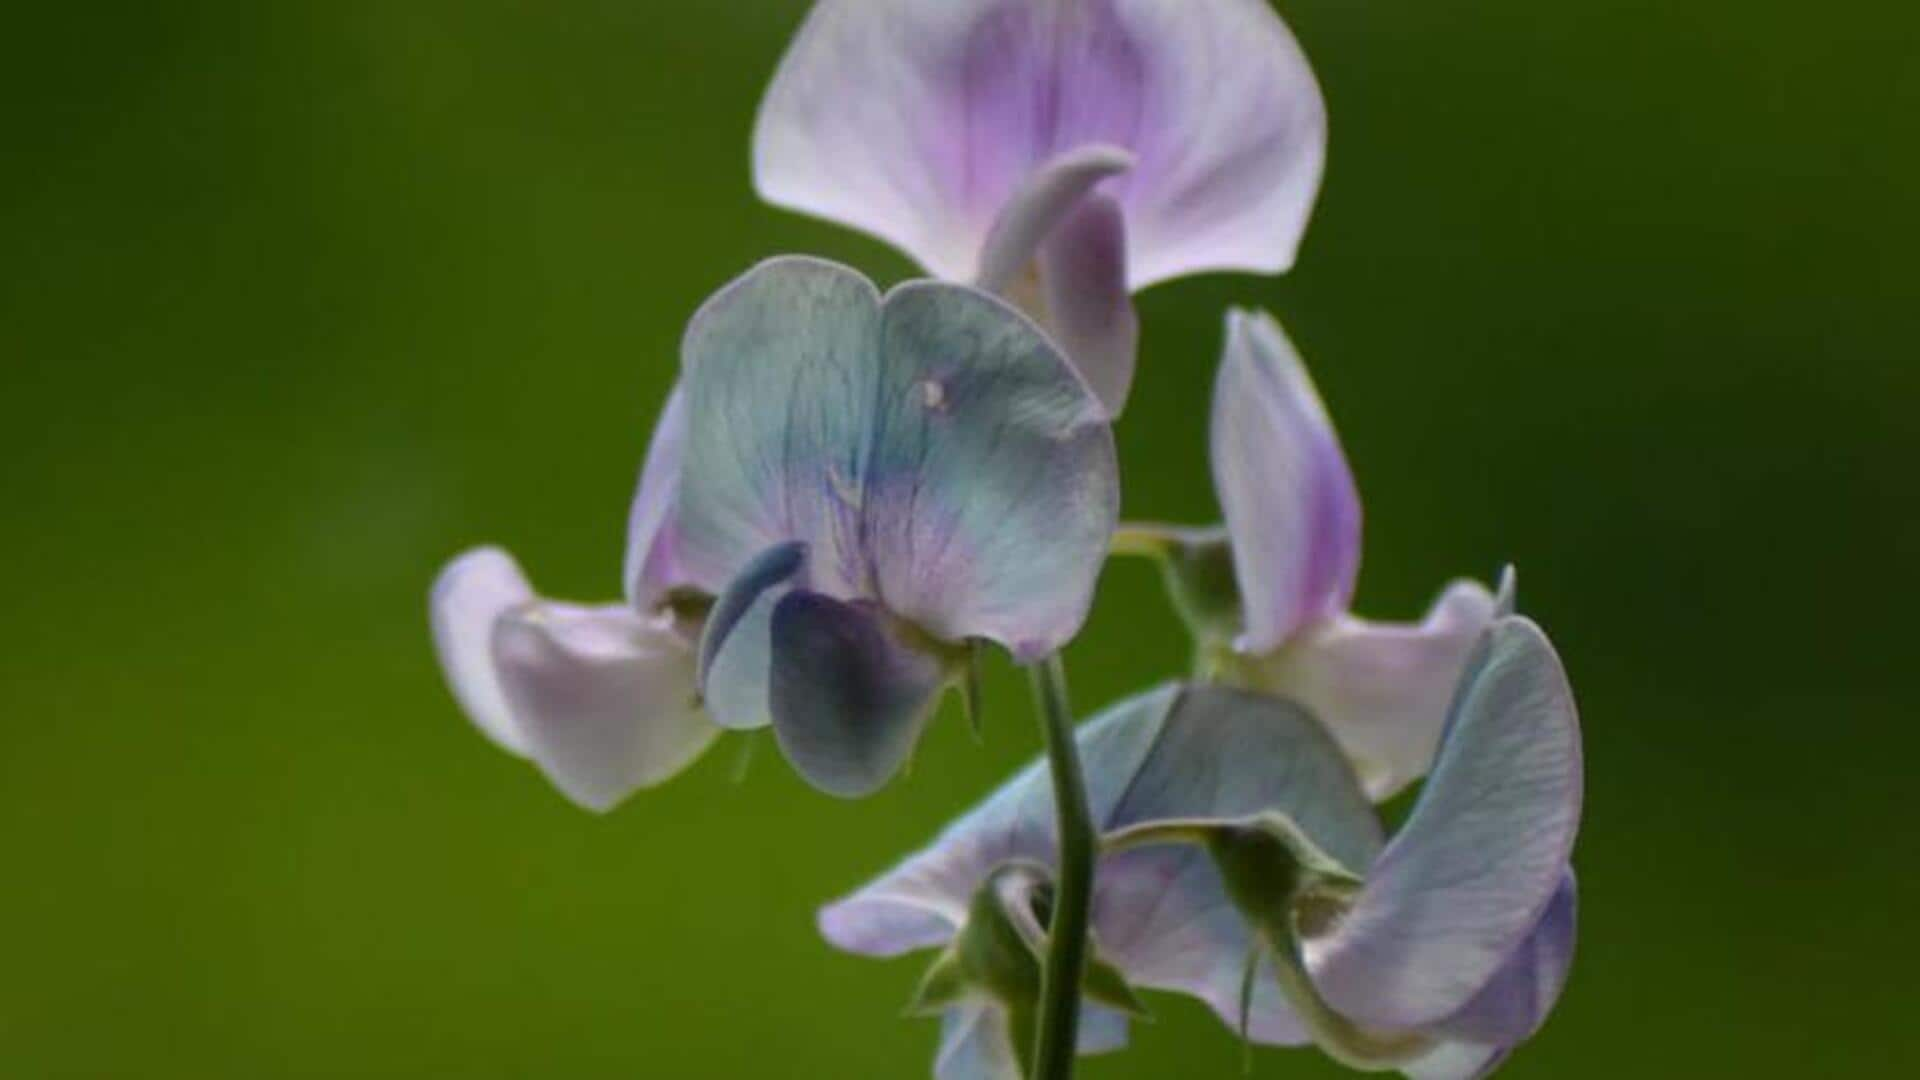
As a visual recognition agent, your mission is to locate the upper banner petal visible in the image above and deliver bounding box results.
[753,0,1324,288]
[1212,309,1361,654]
[1310,618,1583,1030]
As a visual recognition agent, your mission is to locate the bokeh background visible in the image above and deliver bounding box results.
[4,0,1913,1076]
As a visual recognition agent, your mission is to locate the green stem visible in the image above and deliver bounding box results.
[1027,655,1096,1080]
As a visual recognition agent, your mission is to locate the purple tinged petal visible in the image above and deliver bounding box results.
[1310,618,1584,1031]
[1400,1042,1511,1080]
[753,0,1324,289]
[491,603,715,813]
[974,146,1134,293]
[936,1003,1021,1080]
[623,384,692,611]
[1430,869,1577,1047]
[1038,193,1139,416]
[429,547,535,756]
[1212,308,1362,654]
[768,590,952,798]
[1247,581,1499,801]
[865,281,1117,660]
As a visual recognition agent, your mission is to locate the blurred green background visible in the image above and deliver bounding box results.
[3,0,1913,1075]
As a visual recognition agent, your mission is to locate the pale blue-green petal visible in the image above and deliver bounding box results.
[699,543,806,732]
[676,258,882,600]
[768,590,951,798]
[1310,618,1583,1031]
[1246,580,1497,801]
[866,281,1117,661]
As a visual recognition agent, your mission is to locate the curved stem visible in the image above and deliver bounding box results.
[1027,654,1096,1080]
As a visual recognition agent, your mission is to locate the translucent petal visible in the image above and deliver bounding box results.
[1247,581,1498,801]
[1310,618,1583,1030]
[623,383,693,610]
[753,0,1325,288]
[428,547,535,755]
[492,603,715,812]
[768,590,952,798]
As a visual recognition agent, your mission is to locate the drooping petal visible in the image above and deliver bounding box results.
[623,383,693,610]
[752,0,1325,289]
[1212,309,1361,654]
[429,547,535,755]
[1246,580,1499,801]
[1400,1042,1510,1080]
[1037,193,1138,416]
[1430,869,1578,1046]
[491,603,715,812]
[676,258,883,600]
[865,280,1117,661]
[1310,618,1583,1031]
[768,590,953,798]
[699,542,808,732]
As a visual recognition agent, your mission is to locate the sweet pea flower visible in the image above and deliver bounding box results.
[818,682,1385,1078]
[427,388,720,812]
[678,256,1118,798]
[1126,309,1502,801]
[753,0,1326,414]
[822,616,1581,1079]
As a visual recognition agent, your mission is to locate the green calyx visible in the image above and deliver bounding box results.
[904,862,1150,1073]
[1110,524,1245,668]
[1105,813,1431,1070]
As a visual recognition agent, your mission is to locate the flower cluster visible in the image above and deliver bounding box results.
[428,3,1584,1078]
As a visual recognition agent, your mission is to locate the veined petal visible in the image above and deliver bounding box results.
[1037,193,1138,416]
[768,591,953,798]
[1310,618,1584,1031]
[676,258,883,600]
[1246,580,1499,801]
[1430,869,1578,1046]
[492,603,715,812]
[1213,309,1362,654]
[623,383,693,610]
[429,547,535,755]
[866,281,1117,661]
[677,258,1115,663]
[752,0,1324,289]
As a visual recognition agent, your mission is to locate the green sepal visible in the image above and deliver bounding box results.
[904,947,971,1018]
[1083,949,1152,1020]
[961,638,987,742]
[1110,523,1244,655]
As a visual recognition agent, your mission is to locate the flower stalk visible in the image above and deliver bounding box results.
[1027,654,1096,1080]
